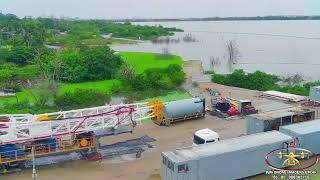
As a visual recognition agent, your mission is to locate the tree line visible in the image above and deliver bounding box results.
[113,15,320,22]
[0,13,182,48]
[211,70,320,96]
[0,12,183,89]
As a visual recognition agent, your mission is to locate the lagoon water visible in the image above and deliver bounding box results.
[112,20,320,80]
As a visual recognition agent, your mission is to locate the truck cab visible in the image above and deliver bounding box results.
[193,128,219,146]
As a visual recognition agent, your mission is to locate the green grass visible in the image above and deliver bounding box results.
[0,91,34,104]
[59,79,121,94]
[119,52,184,74]
[143,91,191,102]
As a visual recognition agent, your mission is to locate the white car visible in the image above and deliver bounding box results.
[193,128,219,146]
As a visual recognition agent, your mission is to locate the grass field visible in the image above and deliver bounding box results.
[119,52,184,74]
[143,91,191,102]
[59,79,121,94]
[0,52,184,105]
[0,92,33,104]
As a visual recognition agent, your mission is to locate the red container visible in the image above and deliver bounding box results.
[227,107,237,116]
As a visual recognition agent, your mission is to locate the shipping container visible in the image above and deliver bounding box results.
[310,86,320,102]
[280,119,320,154]
[161,131,292,180]
[246,107,315,135]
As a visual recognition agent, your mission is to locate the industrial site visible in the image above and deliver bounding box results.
[0,61,319,180]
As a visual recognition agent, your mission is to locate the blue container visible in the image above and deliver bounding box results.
[47,138,57,151]
[0,145,24,159]
[35,138,57,151]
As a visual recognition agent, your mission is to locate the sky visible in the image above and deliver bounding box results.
[1,0,319,19]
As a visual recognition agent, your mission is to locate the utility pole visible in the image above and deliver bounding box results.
[32,146,37,179]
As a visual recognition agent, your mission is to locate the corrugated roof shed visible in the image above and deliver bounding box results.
[262,91,307,102]
[248,107,313,121]
[167,131,291,162]
[280,119,320,135]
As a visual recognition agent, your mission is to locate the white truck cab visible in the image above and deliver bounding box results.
[193,128,219,146]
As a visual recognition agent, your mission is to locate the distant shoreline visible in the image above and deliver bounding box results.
[110,16,320,22]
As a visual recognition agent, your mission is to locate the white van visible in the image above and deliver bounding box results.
[193,128,219,146]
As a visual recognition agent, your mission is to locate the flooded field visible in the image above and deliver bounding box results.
[113,20,320,80]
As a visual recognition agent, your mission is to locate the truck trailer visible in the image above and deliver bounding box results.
[161,131,292,180]
[280,119,320,154]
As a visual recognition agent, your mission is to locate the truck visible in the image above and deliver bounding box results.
[193,128,219,146]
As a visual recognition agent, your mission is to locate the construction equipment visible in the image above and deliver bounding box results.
[226,97,258,115]
[0,98,205,172]
[210,97,257,118]
[0,102,154,171]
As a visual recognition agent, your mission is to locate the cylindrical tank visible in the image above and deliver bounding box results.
[163,97,205,119]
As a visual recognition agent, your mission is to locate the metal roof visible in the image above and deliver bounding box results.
[262,91,307,102]
[255,101,293,113]
[248,107,313,121]
[280,119,320,135]
[164,131,292,163]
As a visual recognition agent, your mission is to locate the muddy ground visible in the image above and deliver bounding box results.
[3,61,279,180]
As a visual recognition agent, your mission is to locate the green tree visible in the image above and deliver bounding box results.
[59,49,87,82]
[33,49,62,82]
[118,62,136,85]
[5,46,35,65]
[132,65,185,91]
[81,46,123,81]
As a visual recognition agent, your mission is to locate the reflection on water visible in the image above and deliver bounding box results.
[112,20,320,80]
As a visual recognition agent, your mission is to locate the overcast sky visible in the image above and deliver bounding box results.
[1,0,319,19]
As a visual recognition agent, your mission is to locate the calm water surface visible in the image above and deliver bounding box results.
[113,20,320,80]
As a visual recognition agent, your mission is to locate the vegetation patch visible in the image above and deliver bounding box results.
[0,12,186,114]
[119,52,184,74]
[0,51,186,113]
[59,80,121,95]
[211,70,313,96]
[143,91,191,102]
[55,89,111,110]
